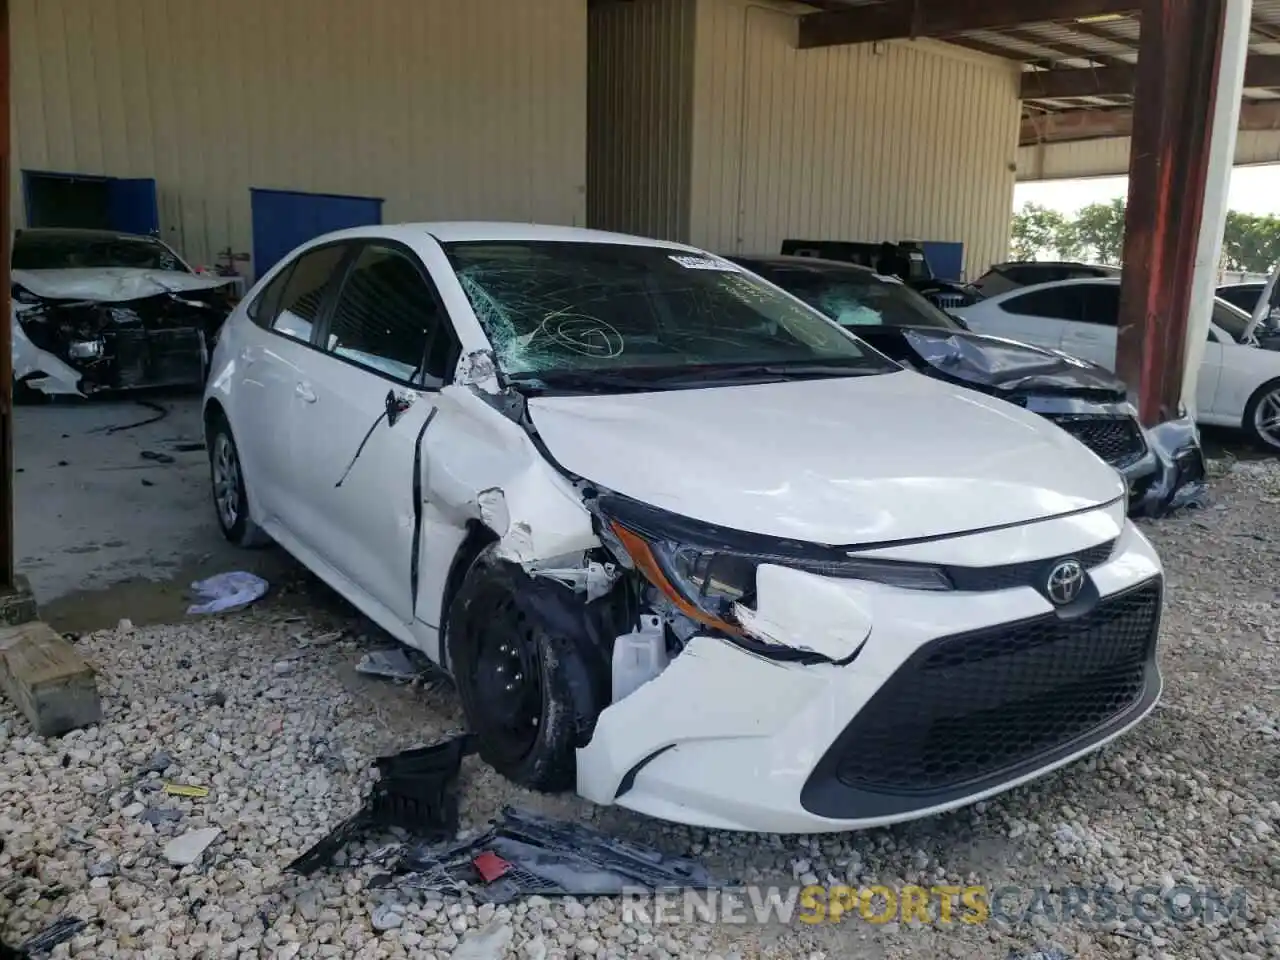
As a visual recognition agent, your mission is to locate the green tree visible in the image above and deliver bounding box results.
[1222,211,1280,273]
[1010,202,1067,260]
[1070,198,1127,265]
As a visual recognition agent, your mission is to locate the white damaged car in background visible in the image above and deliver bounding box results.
[203,223,1165,833]
[11,227,238,400]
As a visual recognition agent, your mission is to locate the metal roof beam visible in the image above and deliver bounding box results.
[1023,54,1280,98]
[797,0,1139,50]
[1019,99,1280,145]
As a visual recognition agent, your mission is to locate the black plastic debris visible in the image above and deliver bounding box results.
[17,916,87,956]
[387,807,721,902]
[286,735,475,876]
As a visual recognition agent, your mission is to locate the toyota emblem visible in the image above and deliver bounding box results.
[1046,559,1085,606]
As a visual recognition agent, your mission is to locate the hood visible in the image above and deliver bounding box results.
[528,370,1126,545]
[12,267,233,303]
[902,327,1126,398]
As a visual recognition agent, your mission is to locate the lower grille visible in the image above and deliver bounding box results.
[828,579,1161,797]
[111,329,206,390]
[1048,414,1147,468]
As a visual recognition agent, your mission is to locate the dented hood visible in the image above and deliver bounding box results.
[12,267,233,303]
[528,371,1125,545]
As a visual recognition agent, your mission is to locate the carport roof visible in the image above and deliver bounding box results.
[796,0,1280,146]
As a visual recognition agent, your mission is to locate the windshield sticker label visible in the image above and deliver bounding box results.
[669,255,739,271]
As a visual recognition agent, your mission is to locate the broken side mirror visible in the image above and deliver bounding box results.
[385,389,412,427]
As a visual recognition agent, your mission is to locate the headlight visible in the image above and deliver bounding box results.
[598,497,952,640]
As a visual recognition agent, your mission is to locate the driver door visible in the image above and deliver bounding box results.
[287,240,460,628]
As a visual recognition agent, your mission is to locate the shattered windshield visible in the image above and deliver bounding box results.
[754,265,958,331]
[442,241,895,378]
[13,233,189,272]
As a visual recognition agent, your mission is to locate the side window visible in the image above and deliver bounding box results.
[268,245,348,342]
[1000,287,1082,321]
[246,266,292,329]
[323,244,452,385]
[1076,284,1120,327]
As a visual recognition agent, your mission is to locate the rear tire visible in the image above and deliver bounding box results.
[447,547,580,792]
[207,415,271,548]
[1243,378,1280,453]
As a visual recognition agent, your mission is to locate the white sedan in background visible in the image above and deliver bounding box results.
[203,223,1163,833]
[951,277,1280,451]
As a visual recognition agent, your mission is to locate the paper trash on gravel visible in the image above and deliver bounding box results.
[186,571,268,615]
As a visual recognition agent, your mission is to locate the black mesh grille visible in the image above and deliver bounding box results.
[945,539,1115,592]
[1048,414,1146,468]
[832,580,1161,795]
[112,329,206,389]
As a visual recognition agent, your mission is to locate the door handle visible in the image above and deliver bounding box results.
[295,382,317,403]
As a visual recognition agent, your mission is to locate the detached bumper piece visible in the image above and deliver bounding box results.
[1046,413,1147,469]
[801,578,1163,820]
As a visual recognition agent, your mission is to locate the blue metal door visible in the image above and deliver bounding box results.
[921,241,965,282]
[250,188,384,278]
[106,178,160,235]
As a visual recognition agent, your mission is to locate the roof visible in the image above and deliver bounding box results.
[417,222,701,248]
[728,254,878,275]
[15,227,157,243]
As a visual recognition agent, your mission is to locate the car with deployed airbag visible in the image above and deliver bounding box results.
[203,223,1164,833]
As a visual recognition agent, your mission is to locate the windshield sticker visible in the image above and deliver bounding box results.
[669,254,739,272]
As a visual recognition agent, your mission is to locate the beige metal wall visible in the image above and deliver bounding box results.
[10,0,587,272]
[1017,132,1280,181]
[689,0,1022,277]
[588,0,695,240]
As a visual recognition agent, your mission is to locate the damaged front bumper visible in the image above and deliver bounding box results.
[11,290,231,396]
[576,506,1163,833]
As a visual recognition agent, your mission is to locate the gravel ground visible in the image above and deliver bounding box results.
[3,458,1280,959]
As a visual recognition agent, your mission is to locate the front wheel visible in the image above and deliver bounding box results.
[1244,378,1280,453]
[207,416,270,547]
[447,549,581,792]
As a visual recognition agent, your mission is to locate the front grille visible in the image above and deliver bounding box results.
[111,329,206,389]
[946,539,1115,592]
[830,579,1161,796]
[1048,414,1147,468]
[928,293,969,310]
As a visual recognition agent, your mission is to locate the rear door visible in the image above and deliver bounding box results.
[288,239,459,626]
[233,243,349,529]
[1062,283,1121,367]
[971,284,1085,350]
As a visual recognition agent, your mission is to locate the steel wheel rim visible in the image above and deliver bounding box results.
[1255,389,1280,448]
[471,595,543,761]
[212,433,240,529]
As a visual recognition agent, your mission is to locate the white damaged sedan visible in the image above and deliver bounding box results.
[204,223,1164,833]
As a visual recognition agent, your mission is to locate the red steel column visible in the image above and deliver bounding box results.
[0,0,13,591]
[1115,0,1229,427]
[1121,0,1228,427]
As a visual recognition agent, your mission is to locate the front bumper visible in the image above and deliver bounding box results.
[576,507,1162,833]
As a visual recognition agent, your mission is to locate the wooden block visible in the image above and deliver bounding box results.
[0,620,102,736]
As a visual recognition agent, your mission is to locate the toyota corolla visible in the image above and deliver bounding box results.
[203,223,1164,833]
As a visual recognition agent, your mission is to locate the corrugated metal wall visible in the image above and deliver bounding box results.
[10,0,587,271]
[1018,132,1280,181]
[588,0,696,240]
[688,0,1022,277]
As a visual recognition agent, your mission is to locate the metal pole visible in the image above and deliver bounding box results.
[1115,0,1229,427]
[0,0,13,592]
[1183,0,1252,417]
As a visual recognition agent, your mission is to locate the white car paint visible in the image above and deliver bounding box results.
[205,222,1164,833]
[951,276,1280,442]
[12,266,231,303]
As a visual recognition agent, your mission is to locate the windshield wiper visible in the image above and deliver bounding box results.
[660,360,890,383]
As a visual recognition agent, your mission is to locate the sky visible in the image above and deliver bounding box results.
[1015,163,1280,217]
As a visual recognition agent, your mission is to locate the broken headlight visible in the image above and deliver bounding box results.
[596,496,951,637]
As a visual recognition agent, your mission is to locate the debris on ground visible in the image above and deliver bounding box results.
[354,647,428,682]
[16,916,87,956]
[185,571,268,614]
[162,827,222,866]
[288,735,474,875]
[382,806,723,902]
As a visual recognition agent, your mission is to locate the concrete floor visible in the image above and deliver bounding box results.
[12,392,294,631]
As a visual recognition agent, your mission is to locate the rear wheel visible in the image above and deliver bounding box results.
[207,415,270,547]
[447,548,580,792]
[1244,378,1280,453]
